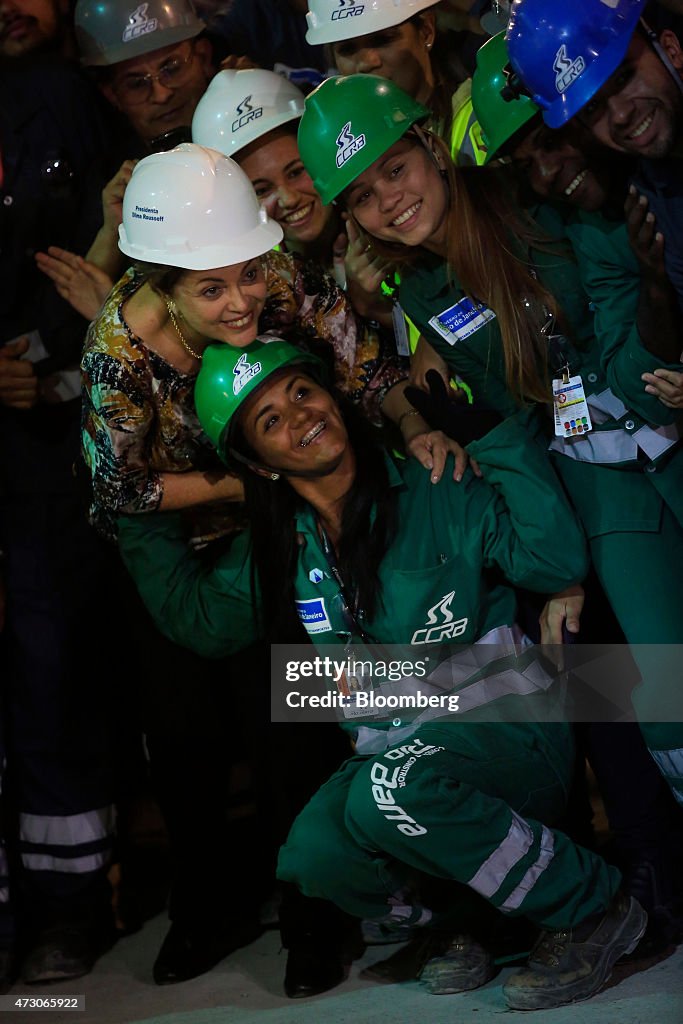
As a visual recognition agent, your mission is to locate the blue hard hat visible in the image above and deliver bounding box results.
[505,0,646,128]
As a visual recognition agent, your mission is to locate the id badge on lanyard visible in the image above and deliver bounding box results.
[553,367,593,439]
[539,311,593,439]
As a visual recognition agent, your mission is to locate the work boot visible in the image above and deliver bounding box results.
[503,893,647,1010]
[22,921,116,984]
[419,933,496,994]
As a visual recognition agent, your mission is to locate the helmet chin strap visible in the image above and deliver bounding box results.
[411,124,450,178]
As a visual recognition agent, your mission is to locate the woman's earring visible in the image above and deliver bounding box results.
[270,473,280,481]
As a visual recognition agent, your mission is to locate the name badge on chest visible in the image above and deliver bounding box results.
[428,296,496,347]
[295,597,333,636]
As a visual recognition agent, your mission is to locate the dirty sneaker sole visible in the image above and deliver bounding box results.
[503,897,648,1011]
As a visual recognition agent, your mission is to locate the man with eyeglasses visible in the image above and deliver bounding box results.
[71,0,216,283]
[76,0,215,151]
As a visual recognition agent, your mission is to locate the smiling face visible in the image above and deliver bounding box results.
[237,127,333,248]
[579,31,683,159]
[511,121,611,212]
[344,137,448,250]
[331,16,436,106]
[170,258,267,348]
[239,370,350,478]
[0,0,66,58]
[100,39,214,145]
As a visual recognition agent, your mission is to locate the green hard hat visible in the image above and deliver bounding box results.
[298,74,429,206]
[195,337,322,459]
[471,32,540,164]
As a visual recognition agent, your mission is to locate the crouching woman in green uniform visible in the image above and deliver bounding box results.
[116,338,646,1012]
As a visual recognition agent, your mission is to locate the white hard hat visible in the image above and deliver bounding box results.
[192,69,306,157]
[305,0,438,46]
[118,143,283,270]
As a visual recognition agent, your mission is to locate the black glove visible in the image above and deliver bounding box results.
[405,370,502,446]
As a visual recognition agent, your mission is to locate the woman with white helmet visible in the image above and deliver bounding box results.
[81,144,274,543]
[192,67,394,326]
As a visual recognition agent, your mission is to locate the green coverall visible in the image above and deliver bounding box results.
[117,417,620,930]
[398,204,683,805]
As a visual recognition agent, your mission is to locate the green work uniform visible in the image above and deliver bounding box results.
[398,204,683,805]
[565,210,683,805]
[117,418,621,930]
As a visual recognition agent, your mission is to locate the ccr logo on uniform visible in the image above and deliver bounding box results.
[411,591,468,645]
[295,598,333,635]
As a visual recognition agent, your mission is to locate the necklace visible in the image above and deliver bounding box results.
[165,300,203,361]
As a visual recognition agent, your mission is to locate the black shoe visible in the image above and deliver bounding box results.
[503,893,647,1010]
[283,946,346,998]
[0,948,16,994]
[153,919,262,985]
[621,858,683,958]
[22,922,116,984]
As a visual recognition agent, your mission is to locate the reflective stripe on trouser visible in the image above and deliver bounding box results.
[278,725,620,930]
[19,806,115,875]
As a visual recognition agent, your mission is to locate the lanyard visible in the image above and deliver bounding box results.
[540,311,572,381]
[317,520,371,644]
[527,264,575,377]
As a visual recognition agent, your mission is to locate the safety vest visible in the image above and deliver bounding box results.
[448,81,488,168]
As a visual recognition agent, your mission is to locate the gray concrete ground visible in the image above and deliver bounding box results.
[7,911,682,1024]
